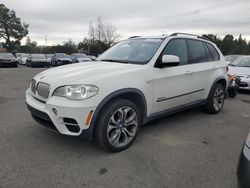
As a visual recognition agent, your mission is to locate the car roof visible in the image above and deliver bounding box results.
[128,34,213,44]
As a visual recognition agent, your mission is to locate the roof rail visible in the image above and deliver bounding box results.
[129,36,141,39]
[169,33,209,41]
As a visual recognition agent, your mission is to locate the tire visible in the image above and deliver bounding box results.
[228,89,237,98]
[95,98,141,152]
[204,83,225,114]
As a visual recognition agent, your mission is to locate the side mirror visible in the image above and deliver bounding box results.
[162,55,180,66]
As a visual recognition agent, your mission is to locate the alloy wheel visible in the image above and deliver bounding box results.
[107,106,138,148]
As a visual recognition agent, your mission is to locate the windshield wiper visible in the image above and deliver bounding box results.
[99,59,129,64]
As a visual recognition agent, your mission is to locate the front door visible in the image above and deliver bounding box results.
[151,39,194,114]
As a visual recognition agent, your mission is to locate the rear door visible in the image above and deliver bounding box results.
[186,39,215,100]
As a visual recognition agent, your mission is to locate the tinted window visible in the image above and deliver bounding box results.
[187,39,207,64]
[203,43,213,62]
[162,39,188,65]
[206,43,219,61]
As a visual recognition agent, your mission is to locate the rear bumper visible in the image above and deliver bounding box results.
[237,145,250,188]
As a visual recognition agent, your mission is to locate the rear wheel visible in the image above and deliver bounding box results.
[95,99,141,152]
[204,83,225,114]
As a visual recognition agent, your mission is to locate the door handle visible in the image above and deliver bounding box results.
[185,71,193,75]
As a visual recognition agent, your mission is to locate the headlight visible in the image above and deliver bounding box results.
[53,84,98,100]
[246,132,250,148]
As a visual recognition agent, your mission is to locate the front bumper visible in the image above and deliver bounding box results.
[239,78,250,90]
[31,61,49,67]
[0,61,17,67]
[237,145,250,188]
[25,89,96,138]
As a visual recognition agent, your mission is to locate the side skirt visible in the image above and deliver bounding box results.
[144,99,207,124]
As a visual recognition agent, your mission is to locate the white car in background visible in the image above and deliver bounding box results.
[228,56,250,90]
[16,53,29,65]
[71,53,92,63]
[46,54,53,64]
[26,33,227,152]
[225,55,243,64]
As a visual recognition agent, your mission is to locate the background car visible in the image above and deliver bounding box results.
[16,53,29,65]
[225,55,243,64]
[70,53,92,63]
[237,132,250,188]
[50,53,72,66]
[228,56,250,90]
[45,54,53,64]
[0,52,18,67]
[26,54,49,67]
[87,55,96,61]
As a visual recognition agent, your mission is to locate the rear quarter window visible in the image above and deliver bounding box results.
[205,42,220,61]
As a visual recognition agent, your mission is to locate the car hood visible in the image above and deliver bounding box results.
[34,61,142,85]
[77,58,91,62]
[228,66,250,76]
[57,58,71,61]
[33,59,47,62]
[0,58,15,61]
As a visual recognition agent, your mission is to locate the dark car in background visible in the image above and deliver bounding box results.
[26,54,49,67]
[0,53,18,67]
[70,53,92,63]
[50,53,72,66]
[237,132,250,188]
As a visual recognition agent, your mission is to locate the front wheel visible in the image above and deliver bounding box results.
[95,99,141,152]
[204,83,225,114]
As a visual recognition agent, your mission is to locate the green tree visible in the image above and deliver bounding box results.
[0,4,28,50]
[221,34,234,55]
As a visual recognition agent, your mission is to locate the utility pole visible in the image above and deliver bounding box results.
[45,35,47,55]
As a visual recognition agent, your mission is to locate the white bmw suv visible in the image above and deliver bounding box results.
[26,33,227,152]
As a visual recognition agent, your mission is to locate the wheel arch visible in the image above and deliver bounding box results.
[82,88,147,140]
[208,76,227,98]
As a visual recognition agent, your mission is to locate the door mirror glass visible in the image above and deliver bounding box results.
[162,55,180,65]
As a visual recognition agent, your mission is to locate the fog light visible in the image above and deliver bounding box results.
[52,107,57,115]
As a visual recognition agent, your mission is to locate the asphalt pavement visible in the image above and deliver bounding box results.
[1,66,250,188]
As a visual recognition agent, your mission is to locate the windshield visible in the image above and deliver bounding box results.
[56,53,69,58]
[230,57,250,67]
[0,53,14,58]
[98,38,163,64]
[225,55,241,62]
[31,54,46,59]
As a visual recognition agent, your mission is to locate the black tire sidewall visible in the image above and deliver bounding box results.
[206,83,225,114]
[95,98,141,152]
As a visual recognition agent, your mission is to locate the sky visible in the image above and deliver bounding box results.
[2,0,250,45]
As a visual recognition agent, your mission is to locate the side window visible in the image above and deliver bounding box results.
[187,39,207,64]
[206,43,220,61]
[162,39,188,65]
[203,42,213,62]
